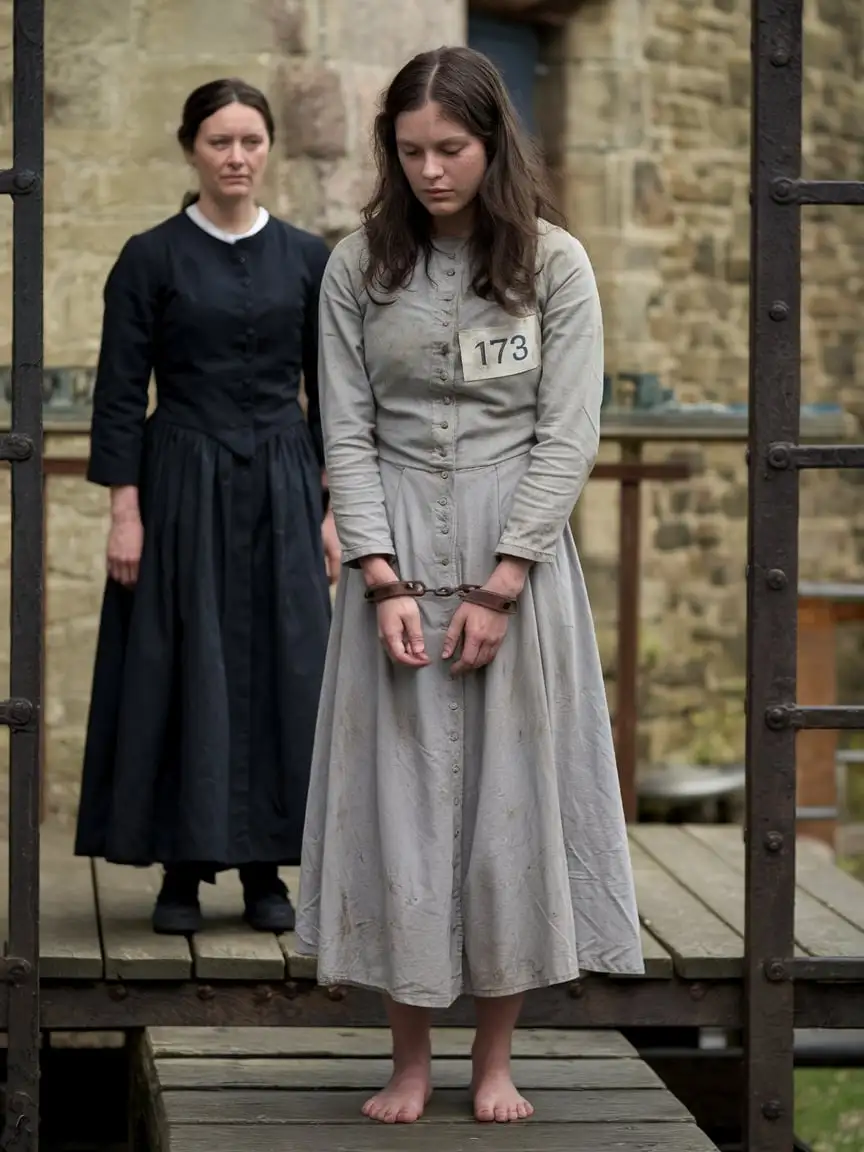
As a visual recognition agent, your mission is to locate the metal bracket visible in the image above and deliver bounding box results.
[791,957,864,981]
[767,442,864,470]
[0,433,34,463]
[0,698,35,730]
[765,704,864,731]
[0,958,32,985]
[0,168,39,197]
[771,177,864,206]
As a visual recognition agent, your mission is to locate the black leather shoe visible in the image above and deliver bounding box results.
[152,865,202,935]
[239,864,295,934]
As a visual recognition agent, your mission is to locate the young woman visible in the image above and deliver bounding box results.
[296,47,643,1124]
[75,78,339,935]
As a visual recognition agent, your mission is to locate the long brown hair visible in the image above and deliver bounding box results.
[362,46,562,314]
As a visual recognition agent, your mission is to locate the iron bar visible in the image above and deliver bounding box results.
[0,433,33,462]
[746,0,801,1146]
[771,177,864,206]
[767,442,864,470]
[3,0,45,1149]
[790,958,864,981]
[766,704,864,731]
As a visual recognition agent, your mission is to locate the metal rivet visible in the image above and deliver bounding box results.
[771,177,795,203]
[765,705,790,730]
[767,444,791,469]
[766,568,788,591]
[197,985,215,1001]
[568,981,584,999]
[769,301,789,321]
[770,47,790,66]
[108,984,128,1001]
[689,983,706,1001]
[764,959,788,982]
[762,1099,783,1120]
[764,831,784,853]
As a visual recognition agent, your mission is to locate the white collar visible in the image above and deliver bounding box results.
[185,202,270,244]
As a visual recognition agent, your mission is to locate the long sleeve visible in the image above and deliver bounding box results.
[496,233,603,563]
[301,235,332,469]
[87,235,157,487]
[319,245,395,566]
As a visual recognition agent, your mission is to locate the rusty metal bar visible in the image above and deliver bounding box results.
[2,0,45,1149]
[790,957,864,981]
[771,177,864,206]
[745,0,801,1147]
[767,442,864,470]
[766,704,864,730]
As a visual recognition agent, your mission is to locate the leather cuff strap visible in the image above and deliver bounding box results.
[364,580,425,604]
[460,587,518,615]
[364,580,518,615]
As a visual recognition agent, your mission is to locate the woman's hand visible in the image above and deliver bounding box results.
[377,598,432,668]
[107,513,144,588]
[442,556,531,676]
[321,509,341,585]
[360,554,431,668]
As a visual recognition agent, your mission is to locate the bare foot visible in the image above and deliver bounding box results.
[472,1066,534,1123]
[362,1063,432,1124]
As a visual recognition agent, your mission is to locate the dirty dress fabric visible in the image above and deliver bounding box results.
[74,208,331,870]
[295,222,644,1008]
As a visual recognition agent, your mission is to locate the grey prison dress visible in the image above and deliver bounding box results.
[74,208,331,870]
[295,221,644,1008]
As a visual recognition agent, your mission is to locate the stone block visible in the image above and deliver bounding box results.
[47,0,137,46]
[138,0,280,56]
[277,60,347,160]
[320,0,464,66]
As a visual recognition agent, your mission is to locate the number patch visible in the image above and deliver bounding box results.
[458,315,541,382]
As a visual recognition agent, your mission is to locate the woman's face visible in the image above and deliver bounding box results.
[188,103,271,204]
[395,100,487,227]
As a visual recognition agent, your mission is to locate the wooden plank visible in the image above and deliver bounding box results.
[193,869,286,981]
[794,836,864,936]
[0,825,103,978]
[630,825,745,935]
[161,1087,692,1126]
[153,1056,663,1092]
[94,858,192,980]
[637,925,675,978]
[147,1027,637,1060]
[684,825,864,959]
[167,1121,719,1152]
[626,837,742,978]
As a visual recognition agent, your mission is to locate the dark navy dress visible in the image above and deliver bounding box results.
[74,212,332,870]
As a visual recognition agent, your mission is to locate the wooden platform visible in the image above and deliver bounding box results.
[131,1026,721,1151]
[5,821,863,987]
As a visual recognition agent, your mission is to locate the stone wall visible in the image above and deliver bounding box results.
[0,0,463,819]
[541,0,864,769]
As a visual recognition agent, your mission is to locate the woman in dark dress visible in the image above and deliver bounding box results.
[74,78,339,936]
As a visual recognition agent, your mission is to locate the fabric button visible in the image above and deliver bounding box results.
[438,498,447,506]
[441,471,449,479]
[449,702,458,710]
[450,734,458,743]
[446,268,456,277]
[444,396,453,405]
[441,421,449,429]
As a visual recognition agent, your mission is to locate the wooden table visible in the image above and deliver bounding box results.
[131,1024,720,1151]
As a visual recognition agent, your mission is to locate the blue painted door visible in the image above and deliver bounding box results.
[467,13,540,134]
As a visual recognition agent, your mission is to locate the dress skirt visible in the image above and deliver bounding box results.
[74,415,331,868]
[295,450,644,1009]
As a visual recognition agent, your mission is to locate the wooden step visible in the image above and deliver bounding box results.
[131,1026,721,1151]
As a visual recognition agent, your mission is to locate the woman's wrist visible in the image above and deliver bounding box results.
[110,485,141,525]
[359,555,398,588]
[485,556,531,598]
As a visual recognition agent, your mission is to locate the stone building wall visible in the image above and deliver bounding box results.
[540,0,864,769]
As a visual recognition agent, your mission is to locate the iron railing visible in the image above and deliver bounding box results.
[746,0,864,1148]
[0,0,44,1149]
